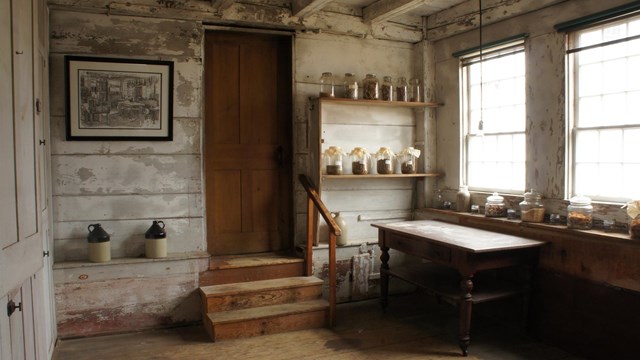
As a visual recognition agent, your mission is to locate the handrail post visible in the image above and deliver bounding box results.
[328,232,337,327]
[306,197,314,276]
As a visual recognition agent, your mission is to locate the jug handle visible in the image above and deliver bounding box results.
[157,220,165,228]
[88,224,95,232]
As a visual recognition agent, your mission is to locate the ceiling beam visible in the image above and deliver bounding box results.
[211,0,235,14]
[292,0,335,18]
[363,0,426,24]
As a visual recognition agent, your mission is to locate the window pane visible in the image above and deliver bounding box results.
[462,43,525,192]
[572,15,640,201]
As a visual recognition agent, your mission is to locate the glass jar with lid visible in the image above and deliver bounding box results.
[381,76,393,101]
[323,146,344,175]
[349,147,370,175]
[520,189,545,223]
[396,77,408,102]
[485,192,506,217]
[397,147,421,174]
[343,73,358,100]
[320,72,335,98]
[409,78,421,102]
[567,195,593,229]
[374,147,395,174]
[363,74,379,100]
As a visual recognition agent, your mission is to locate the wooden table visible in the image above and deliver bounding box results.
[373,220,545,356]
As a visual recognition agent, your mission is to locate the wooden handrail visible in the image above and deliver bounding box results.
[298,174,339,327]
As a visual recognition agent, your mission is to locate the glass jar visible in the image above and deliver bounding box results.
[567,195,593,230]
[396,77,408,102]
[323,146,344,175]
[519,189,545,223]
[397,146,421,174]
[374,147,395,174]
[320,72,334,98]
[433,188,443,209]
[409,78,421,102]
[363,74,379,100]
[456,185,471,212]
[485,192,506,217]
[349,147,370,175]
[343,73,358,100]
[381,76,393,101]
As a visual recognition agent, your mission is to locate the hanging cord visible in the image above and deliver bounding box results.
[478,0,484,133]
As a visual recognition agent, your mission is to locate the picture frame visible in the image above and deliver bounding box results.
[65,56,174,141]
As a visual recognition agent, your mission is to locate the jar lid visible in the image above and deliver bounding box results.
[487,192,504,203]
[524,189,541,201]
[366,73,376,77]
[383,76,392,81]
[570,194,591,205]
[375,147,395,156]
[349,147,369,157]
[322,72,332,76]
[324,146,344,156]
[398,147,421,158]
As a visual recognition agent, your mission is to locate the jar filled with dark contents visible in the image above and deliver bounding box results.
[323,146,344,175]
[381,76,393,101]
[624,200,640,239]
[397,146,421,174]
[363,74,379,100]
[567,195,592,230]
[344,73,358,100]
[485,192,506,217]
[349,147,370,175]
[375,147,395,174]
[396,77,408,102]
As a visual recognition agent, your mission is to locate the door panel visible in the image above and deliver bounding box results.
[205,31,292,255]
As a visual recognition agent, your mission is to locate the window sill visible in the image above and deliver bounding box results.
[53,251,210,270]
[416,208,640,247]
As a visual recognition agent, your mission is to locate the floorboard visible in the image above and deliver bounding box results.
[52,292,583,360]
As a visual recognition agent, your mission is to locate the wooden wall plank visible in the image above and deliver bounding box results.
[52,154,201,195]
[53,194,191,222]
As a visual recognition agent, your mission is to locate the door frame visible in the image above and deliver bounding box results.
[202,26,296,255]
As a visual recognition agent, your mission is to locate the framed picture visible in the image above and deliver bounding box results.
[65,56,173,141]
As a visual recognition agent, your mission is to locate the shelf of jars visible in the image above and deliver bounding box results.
[322,173,440,180]
[317,96,442,108]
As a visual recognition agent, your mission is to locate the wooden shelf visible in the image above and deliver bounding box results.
[317,97,442,108]
[390,262,527,305]
[322,173,440,180]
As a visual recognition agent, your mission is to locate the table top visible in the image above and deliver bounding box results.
[373,220,545,253]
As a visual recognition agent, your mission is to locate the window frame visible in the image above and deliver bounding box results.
[459,40,527,194]
[566,15,640,203]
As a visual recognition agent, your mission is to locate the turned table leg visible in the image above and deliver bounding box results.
[459,274,474,356]
[380,245,390,310]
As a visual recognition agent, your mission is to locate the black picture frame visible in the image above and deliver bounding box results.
[65,56,173,141]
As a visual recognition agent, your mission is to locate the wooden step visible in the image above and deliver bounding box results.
[200,252,305,286]
[200,276,323,313]
[203,299,329,341]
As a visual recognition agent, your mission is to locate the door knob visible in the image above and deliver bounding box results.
[7,300,22,317]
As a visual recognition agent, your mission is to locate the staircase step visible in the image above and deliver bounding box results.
[200,252,305,286]
[204,299,329,341]
[200,276,323,313]
[209,252,304,270]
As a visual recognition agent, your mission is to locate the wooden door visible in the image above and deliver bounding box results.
[204,31,292,255]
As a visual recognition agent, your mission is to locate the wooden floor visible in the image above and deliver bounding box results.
[53,292,582,360]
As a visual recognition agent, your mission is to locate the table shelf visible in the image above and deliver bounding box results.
[390,262,528,305]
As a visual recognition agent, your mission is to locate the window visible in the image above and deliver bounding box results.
[568,15,640,202]
[460,40,526,193]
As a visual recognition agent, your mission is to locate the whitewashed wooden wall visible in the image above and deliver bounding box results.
[432,0,635,222]
[48,8,209,336]
[47,1,432,334]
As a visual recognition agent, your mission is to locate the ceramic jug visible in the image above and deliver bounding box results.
[87,223,111,262]
[145,220,167,258]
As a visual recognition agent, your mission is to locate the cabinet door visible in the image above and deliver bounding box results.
[0,0,44,297]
